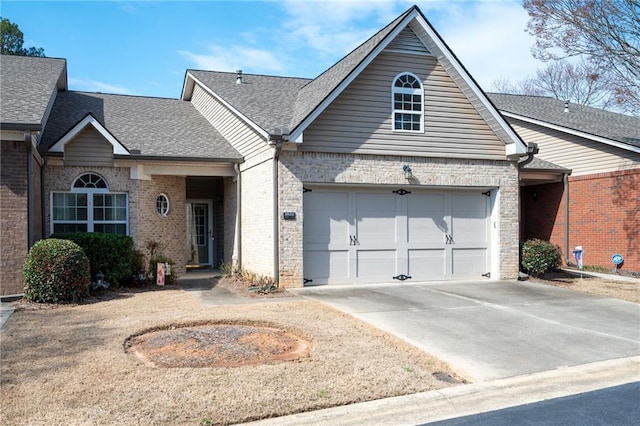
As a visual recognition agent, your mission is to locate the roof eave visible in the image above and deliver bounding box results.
[501,111,640,154]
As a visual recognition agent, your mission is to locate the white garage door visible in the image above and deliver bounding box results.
[303,186,491,285]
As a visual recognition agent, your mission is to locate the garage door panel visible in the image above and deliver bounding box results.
[407,193,447,243]
[355,193,398,245]
[452,248,487,278]
[451,193,488,244]
[408,249,445,280]
[304,250,350,284]
[356,249,397,281]
[303,191,350,246]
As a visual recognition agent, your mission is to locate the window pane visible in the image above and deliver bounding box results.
[95,224,126,235]
[54,223,87,234]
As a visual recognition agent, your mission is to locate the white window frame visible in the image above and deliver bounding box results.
[392,72,424,133]
[50,173,129,235]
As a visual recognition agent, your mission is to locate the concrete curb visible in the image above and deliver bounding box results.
[245,356,640,425]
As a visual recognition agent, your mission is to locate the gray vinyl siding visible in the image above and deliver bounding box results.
[302,50,505,159]
[190,83,270,161]
[63,127,113,166]
[507,118,640,176]
[386,26,432,56]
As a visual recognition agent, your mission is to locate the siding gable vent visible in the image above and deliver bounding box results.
[386,26,432,56]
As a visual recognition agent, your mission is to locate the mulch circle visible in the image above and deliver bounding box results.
[125,322,311,368]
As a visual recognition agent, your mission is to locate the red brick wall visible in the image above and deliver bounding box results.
[521,182,565,247]
[1,142,29,296]
[522,170,639,272]
[568,170,638,271]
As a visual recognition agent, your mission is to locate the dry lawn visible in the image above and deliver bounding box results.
[530,270,639,303]
[1,280,463,426]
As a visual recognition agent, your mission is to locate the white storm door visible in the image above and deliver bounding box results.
[186,200,214,267]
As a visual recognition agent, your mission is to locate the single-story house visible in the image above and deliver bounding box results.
[3,5,632,296]
[489,94,639,271]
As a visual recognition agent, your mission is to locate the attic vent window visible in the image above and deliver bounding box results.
[392,72,423,132]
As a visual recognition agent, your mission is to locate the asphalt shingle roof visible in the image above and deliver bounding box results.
[0,55,66,128]
[488,93,640,149]
[41,91,242,160]
[521,156,571,172]
[188,71,310,133]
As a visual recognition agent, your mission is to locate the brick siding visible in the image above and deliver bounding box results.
[277,151,520,288]
[522,169,639,272]
[1,142,29,295]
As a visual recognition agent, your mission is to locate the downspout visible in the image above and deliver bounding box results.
[563,173,570,265]
[25,131,33,247]
[233,163,242,272]
[41,156,47,238]
[272,139,283,285]
[518,142,538,168]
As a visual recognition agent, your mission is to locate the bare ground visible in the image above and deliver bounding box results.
[1,279,464,426]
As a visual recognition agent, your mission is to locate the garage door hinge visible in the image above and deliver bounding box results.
[303,187,312,193]
[482,190,491,197]
[393,274,412,281]
[482,272,491,278]
[392,189,411,196]
[303,278,313,284]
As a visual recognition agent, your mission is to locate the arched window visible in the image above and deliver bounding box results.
[392,72,423,132]
[51,173,128,235]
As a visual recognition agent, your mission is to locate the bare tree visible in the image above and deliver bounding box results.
[523,0,640,113]
[492,59,624,110]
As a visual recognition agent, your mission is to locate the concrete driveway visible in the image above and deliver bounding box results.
[291,280,640,381]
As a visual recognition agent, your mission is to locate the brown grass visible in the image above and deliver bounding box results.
[1,281,463,426]
[530,271,639,303]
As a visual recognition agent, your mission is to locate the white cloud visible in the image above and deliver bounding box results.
[69,78,135,95]
[179,45,284,74]
[416,1,542,90]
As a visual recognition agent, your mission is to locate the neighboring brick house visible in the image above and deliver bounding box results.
[3,5,552,295]
[490,93,640,272]
[1,56,67,296]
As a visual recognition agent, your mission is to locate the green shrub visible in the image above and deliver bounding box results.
[23,239,90,303]
[521,239,562,277]
[51,232,136,287]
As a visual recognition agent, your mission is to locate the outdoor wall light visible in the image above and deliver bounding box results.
[403,165,413,180]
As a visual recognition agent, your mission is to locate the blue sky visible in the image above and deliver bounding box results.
[2,0,541,99]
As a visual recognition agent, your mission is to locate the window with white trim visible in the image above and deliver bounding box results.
[51,173,128,235]
[392,72,423,132]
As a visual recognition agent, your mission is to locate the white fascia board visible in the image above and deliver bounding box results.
[288,12,418,143]
[502,111,640,154]
[412,14,527,157]
[48,115,129,155]
[185,72,269,139]
[125,161,236,180]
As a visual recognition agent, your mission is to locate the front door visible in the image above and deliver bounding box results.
[186,200,214,268]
